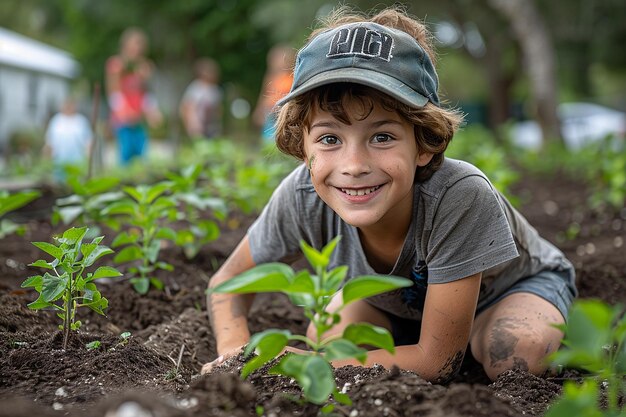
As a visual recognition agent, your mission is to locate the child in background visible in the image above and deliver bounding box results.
[179,57,223,140]
[252,44,295,142]
[105,27,162,165]
[43,97,92,182]
[203,6,577,383]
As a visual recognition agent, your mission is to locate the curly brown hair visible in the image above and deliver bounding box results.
[274,7,464,183]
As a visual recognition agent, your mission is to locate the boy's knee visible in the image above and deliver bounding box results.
[475,318,557,380]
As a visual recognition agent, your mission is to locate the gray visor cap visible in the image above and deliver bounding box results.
[277,21,440,108]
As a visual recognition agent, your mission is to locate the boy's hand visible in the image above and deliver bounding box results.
[201,346,244,374]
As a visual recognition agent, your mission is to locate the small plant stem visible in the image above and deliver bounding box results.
[63,283,71,350]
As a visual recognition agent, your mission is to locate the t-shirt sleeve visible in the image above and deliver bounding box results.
[247,169,306,265]
[426,175,519,283]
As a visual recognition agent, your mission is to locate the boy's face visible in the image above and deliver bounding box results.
[303,97,433,231]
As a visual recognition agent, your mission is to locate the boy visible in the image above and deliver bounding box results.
[203,7,576,383]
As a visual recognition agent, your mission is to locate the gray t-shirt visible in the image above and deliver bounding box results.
[248,157,573,320]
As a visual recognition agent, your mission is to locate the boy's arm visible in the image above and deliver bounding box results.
[333,272,482,383]
[205,235,257,363]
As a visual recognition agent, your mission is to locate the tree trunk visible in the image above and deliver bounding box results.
[488,0,562,145]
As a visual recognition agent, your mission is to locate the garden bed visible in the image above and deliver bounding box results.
[0,171,624,417]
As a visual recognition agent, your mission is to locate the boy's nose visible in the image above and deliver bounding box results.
[341,146,372,177]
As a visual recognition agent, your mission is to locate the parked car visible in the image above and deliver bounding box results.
[511,102,626,150]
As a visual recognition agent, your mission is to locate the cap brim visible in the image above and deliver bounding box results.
[276,67,430,108]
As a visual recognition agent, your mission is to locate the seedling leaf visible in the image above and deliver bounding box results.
[342,323,395,353]
[211,263,294,294]
[324,339,367,363]
[271,353,335,405]
[32,242,63,261]
[241,329,290,378]
[342,275,412,306]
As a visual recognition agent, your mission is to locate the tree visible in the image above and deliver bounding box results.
[487,0,561,144]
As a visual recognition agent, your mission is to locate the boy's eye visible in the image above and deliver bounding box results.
[372,134,392,143]
[320,135,340,145]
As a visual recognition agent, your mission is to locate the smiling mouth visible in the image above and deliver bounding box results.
[340,185,382,196]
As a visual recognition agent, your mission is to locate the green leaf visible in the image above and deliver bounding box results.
[286,271,316,293]
[145,182,172,204]
[27,294,53,310]
[342,275,412,306]
[271,353,335,405]
[321,236,341,259]
[211,263,295,294]
[0,190,40,217]
[59,226,88,245]
[83,245,114,267]
[111,231,138,247]
[342,323,395,353]
[149,277,164,290]
[324,266,348,294]
[131,277,150,294]
[155,227,177,241]
[42,272,69,302]
[32,242,63,261]
[562,300,612,359]
[56,206,84,225]
[155,262,173,271]
[323,339,367,363]
[300,240,328,271]
[241,329,290,378]
[101,200,137,216]
[89,266,123,281]
[29,260,54,270]
[85,297,108,315]
[21,275,43,290]
[114,245,143,263]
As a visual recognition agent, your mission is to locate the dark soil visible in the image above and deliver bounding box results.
[0,171,624,417]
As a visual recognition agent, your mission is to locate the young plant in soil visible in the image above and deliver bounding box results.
[210,237,412,410]
[52,169,123,235]
[101,182,178,294]
[166,163,226,260]
[21,226,122,349]
[0,189,41,238]
[546,299,626,417]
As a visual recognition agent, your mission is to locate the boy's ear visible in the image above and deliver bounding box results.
[416,152,434,167]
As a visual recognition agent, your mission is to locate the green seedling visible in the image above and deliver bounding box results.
[101,182,178,294]
[211,236,412,409]
[86,340,101,350]
[21,226,122,350]
[546,299,626,417]
[166,163,226,259]
[52,171,123,235]
[0,190,41,238]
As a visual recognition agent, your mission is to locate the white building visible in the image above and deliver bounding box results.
[0,27,79,158]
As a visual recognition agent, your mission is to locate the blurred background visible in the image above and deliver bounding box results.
[0,0,624,186]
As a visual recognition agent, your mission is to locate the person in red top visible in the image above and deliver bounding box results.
[106,27,162,165]
[252,44,295,143]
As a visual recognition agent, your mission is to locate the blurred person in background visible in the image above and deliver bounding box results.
[42,97,92,183]
[105,27,162,165]
[252,44,295,143]
[179,57,223,140]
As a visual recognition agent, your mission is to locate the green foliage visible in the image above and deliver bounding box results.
[211,236,412,407]
[52,170,123,235]
[0,190,41,238]
[546,299,626,417]
[514,136,626,211]
[166,163,226,259]
[101,182,178,294]
[21,226,122,350]
[447,124,519,202]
